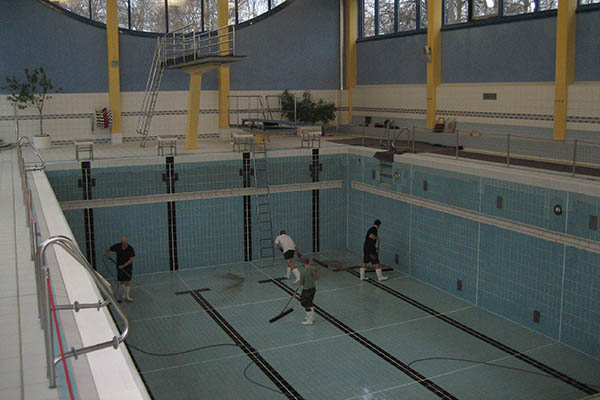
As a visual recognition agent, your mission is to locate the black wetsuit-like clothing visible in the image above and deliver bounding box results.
[110,243,135,282]
[363,226,379,264]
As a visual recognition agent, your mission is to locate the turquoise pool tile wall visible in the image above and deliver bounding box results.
[92,164,166,199]
[176,197,244,268]
[93,204,170,275]
[478,226,564,338]
[347,156,600,358]
[567,192,600,241]
[481,178,567,233]
[263,190,313,259]
[320,187,348,251]
[46,170,84,202]
[410,207,478,302]
[63,209,86,251]
[562,247,600,357]
[411,166,481,212]
[176,160,243,192]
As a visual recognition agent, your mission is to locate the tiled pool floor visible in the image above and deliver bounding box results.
[108,249,600,400]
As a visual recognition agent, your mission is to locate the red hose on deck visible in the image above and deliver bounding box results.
[46,278,75,400]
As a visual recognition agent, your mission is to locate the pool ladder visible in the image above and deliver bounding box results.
[252,143,275,264]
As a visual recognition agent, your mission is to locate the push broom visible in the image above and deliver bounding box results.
[269,285,301,323]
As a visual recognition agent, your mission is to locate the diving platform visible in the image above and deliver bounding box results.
[137,24,244,148]
[240,118,308,131]
[163,55,245,70]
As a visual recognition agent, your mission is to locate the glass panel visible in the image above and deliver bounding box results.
[473,0,499,17]
[444,0,468,24]
[397,0,416,31]
[539,0,558,10]
[130,0,166,32]
[55,0,90,18]
[237,0,269,23]
[204,0,218,30]
[378,0,395,35]
[271,0,285,7]
[363,0,376,37]
[503,0,535,15]
[168,0,203,32]
[419,0,427,28]
[91,0,107,23]
[229,0,236,25]
[118,0,129,28]
[579,0,600,4]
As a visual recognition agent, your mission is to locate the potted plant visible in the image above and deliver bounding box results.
[281,90,336,134]
[2,67,62,149]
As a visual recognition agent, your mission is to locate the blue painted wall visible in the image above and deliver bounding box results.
[357,33,427,85]
[0,0,340,93]
[356,9,600,84]
[575,10,600,81]
[442,17,557,83]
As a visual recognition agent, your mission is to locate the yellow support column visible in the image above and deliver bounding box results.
[426,0,442,129]
[106,0,122,139]
[184,71,203,150]
[345,0,358,123]
[553,0,577,140]
[218,0,230,129]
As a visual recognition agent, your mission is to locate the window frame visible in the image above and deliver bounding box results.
[43,0,291,35]
[358,0,600,40]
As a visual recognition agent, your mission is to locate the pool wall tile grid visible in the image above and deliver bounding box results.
[567,192,600,241]
[411,165,481,212]
[176,197,244,268]
[264,190,313,258]
[410,207,478,303]
[93,203,170,275]
[346,158,600,358]
[562,247,600,357]
[45,169,83,202]
[477,225,564,338]
[481,178,567,233]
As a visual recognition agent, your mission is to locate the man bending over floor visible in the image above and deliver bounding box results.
[106,236,135,302]
[274,230,301,283]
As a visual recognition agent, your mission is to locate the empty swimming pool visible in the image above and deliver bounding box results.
[44,149,600,399]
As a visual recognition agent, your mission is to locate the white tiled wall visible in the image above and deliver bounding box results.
[351,83,600,137]
[0,89,341,144]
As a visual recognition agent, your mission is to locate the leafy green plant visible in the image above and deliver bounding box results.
[281,89,335,125]
[2,67,62,137]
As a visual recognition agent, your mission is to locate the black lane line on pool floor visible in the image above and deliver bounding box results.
[262,277,459,400]
[317,259,597,395]
[178,288,304,400]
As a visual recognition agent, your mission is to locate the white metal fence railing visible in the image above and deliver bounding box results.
[364,126,600,177]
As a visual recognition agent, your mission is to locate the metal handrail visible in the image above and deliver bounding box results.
[162,24,236,64]
[35,235,129,388]
[411,125,600,177]
[15,135,40,260]
[228,95,268,126]
[18,136,46,171]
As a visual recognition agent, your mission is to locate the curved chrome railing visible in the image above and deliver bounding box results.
[35,235,129,388]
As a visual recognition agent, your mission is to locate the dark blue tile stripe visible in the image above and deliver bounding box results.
[188,289,304,400]
[268,278,459,400]
[330,262,597,396]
